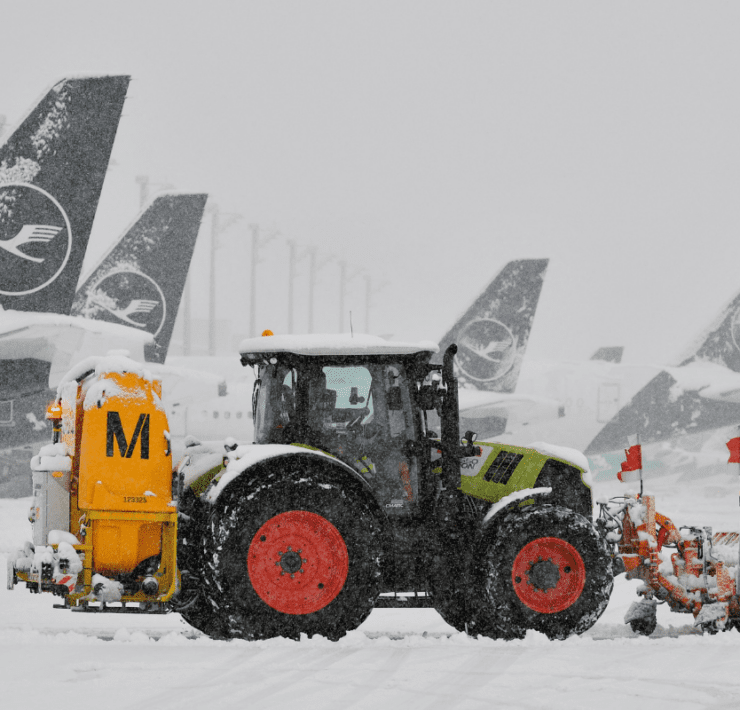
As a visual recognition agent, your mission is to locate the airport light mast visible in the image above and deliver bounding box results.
[306,248,334,334]
[338,260,363,333]
[208,204,241,355]
[249,225,279,337]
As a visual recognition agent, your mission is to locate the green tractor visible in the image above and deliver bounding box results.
[177,334,613,641]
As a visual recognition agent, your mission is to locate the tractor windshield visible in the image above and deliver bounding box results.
[308,365,374,436]
[252,358,421,512]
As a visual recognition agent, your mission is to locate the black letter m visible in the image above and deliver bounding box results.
[106,412,150,459]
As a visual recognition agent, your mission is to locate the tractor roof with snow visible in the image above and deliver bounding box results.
[238,333,445,454]
[238,333,439,364]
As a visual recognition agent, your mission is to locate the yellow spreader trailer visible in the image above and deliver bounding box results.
[8,360,179,609]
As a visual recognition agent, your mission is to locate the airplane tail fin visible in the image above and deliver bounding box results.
[72,192,208,363]
[585,288,740,455]
[590,346,624,364]
[0,75,130,314]
[435,259,548,393]
[674,288,740,371]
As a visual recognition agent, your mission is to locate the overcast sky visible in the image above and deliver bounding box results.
[2,1,740,364]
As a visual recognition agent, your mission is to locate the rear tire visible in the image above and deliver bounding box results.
[432,494,486,635]
[433,562,478,634]
[478,505,613,640]
[173,490,229,638]
[201,458,384,640]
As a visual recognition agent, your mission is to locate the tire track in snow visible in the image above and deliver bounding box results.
[236,643,529,710]
[291,647,412,709]
[420,646,529,710]
[140,643,365,709]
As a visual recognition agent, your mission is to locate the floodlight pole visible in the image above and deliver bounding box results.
[364,275,389,333]
[339,262,363,333]
[339,260,347,332]
[287,241,311,334]
[307,248,316,333]
[287,240,296,333]
[249,225,278,337]
[208,204,241,355]
[135,175,173,210]
[208,207,219,356]
[307,249,334,334]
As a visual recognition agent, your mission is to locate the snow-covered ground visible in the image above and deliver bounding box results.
[3,469,740,709]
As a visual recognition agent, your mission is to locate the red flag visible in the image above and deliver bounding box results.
[617,444,642,482]
[727,437,740,464]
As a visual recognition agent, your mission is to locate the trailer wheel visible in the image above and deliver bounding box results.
[629,616,657,636]
[202,460,384,640]
[479,505,613,640]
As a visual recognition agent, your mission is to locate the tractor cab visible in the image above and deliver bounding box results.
[242,333,442,514]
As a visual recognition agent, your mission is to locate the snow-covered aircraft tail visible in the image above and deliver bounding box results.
[586,287,740,455]
[590,347,624,364]
[0,76,132,497]
[432,259,551,440]
[0,75,131,403]
[435,259,549,393]
[0,75,130,315]
[72,192,208,364]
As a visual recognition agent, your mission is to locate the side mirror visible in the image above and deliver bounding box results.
[417,385,435,410]
[460,430,481,458]
[418,384,445,411]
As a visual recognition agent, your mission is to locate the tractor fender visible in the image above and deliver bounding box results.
[480,487,553,533]
[203,444,384,520]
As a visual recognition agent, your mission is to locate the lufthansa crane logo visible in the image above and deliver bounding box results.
[0,183,72,296]
[83,269,167,337]
[456,318,518,383]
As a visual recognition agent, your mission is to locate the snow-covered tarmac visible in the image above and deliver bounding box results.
[3,470,740,709]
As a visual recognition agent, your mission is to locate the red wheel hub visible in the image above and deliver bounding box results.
[511,537,586,614]
[247,511,349,615]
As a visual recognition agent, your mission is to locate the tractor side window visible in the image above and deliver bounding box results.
[253,364,293,444]
[385,365,410,438]
[280,370,296,427]
[359,363,420,514]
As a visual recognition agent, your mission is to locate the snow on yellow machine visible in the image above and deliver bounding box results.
[7,355,180,609]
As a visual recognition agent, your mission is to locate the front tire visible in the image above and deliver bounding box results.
[478,505,613,640]
[201,458,384,640]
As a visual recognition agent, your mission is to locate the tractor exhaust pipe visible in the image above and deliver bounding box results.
[441,344,460,493]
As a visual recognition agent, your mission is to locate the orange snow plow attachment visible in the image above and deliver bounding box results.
[597,494,740,635]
